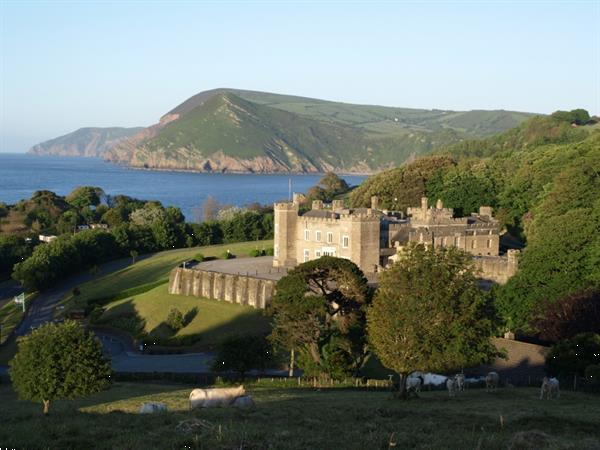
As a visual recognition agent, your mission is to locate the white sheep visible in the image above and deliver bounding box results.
[446,377,457,397]
[454,373,465,392]
[540,377,560,400]
[485,372,499,392]
[189,385,246,409]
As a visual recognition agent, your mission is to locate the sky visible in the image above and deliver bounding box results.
[1,0,599,152]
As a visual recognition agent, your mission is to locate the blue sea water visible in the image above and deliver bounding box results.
[0,154,366,220]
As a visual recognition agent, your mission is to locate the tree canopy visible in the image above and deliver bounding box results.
[367,244,497,397]
[9,320,111,414]
[268,256,371,379]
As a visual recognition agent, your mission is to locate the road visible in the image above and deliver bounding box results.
[12,257,142,335]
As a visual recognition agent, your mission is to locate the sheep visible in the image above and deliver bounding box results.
[406,373,424,394]
[540,377,560,400]
[485,372,499,392]
[232,395,256,409]
[446,377,458,397]
[454,373,465,392]
[189,385,246,409]
[139,402,168,414]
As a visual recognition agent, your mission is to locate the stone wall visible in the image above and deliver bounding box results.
[473,249,519,284]
[472,337,550,385]
[168,267,276,309]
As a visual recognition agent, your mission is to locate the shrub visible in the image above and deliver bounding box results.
[249,249,262,257]
[546,333,600,377]
[221,250,235,260]
[265,247,274,256]
[89,305,104,324]
[585,364,600,383]
[195,253,205,263]
[166,308,184,331]
[212,334,272,379]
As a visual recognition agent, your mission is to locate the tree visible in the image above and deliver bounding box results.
[9,321,111,414]
[66,186,104,210]
[203,195,220,221]
[367,244,497,398]
[545,333,600,377]
[268,257,371,379]
[166,307,184,331]
[212,334,272,379]
[305,172,350,203]
[532,288,600,342]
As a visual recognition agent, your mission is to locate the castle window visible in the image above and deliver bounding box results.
[315,250,321,257]
[342,236,349,248]
[316,230,322,242]
[303,249,310,262]
[304,230,310,241]
[327,232,333,243]
[487,239,492,248]
[274,245,279,257]
[471,240,476,249]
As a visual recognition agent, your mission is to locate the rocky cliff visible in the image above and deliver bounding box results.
[29,127,143,157]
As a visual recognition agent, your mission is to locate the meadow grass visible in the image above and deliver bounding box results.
[101,284,270,349]
[0,381,598,449]
[0,292,36,345]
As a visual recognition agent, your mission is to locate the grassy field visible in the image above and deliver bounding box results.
[0,381,598,449]
[101,284,270,349]
[61,240,272,312]
[0,292,35,345]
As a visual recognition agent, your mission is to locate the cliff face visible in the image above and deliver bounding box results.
[28,127,143,157]
[105,89,535,174]
[34,88,535,173]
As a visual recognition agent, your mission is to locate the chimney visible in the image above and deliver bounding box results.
[312,200,323,210]
[421,197,428,212]
[479,206,493,217]
[371,195,379,210]
[332,199,344,211]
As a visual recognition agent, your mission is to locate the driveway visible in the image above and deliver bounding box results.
[13,256,143,336]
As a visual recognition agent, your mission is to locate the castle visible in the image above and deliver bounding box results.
[273,195,519,284]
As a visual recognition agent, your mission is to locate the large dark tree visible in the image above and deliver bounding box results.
[532,288,600,342]
[367,244,498,398]
[9,321,111,414]
[212,334,272,379]
[545,332,600,377]
[268,256,371,379]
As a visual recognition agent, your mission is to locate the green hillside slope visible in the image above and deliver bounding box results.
[29,127,143,157]
[106,88,535,173]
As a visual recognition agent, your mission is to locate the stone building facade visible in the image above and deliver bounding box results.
[274,195,519,283]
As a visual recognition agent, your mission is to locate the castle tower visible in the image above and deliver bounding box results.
[273,201,299,268]
[348,211,381,273]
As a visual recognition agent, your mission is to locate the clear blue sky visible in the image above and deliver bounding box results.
[1,1,598,152]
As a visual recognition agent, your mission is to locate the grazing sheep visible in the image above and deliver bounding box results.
[232,395,256,409]
[139,402,168,414]
[454,373,465,392]
[446,377,457,397]
[486,372,499,392]
[406,374,424,394]
[540,377,560,399]
[189,385,246,409]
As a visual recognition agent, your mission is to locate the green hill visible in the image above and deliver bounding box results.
[106,88,534,173]
[28,127,143,157]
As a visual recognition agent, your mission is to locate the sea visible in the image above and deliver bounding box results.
[0,154,366,221]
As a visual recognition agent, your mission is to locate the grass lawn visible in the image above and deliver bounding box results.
[0,382,598,449]
[0,293,36,345]
[61,240,272,312]
[101,284,271,349]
